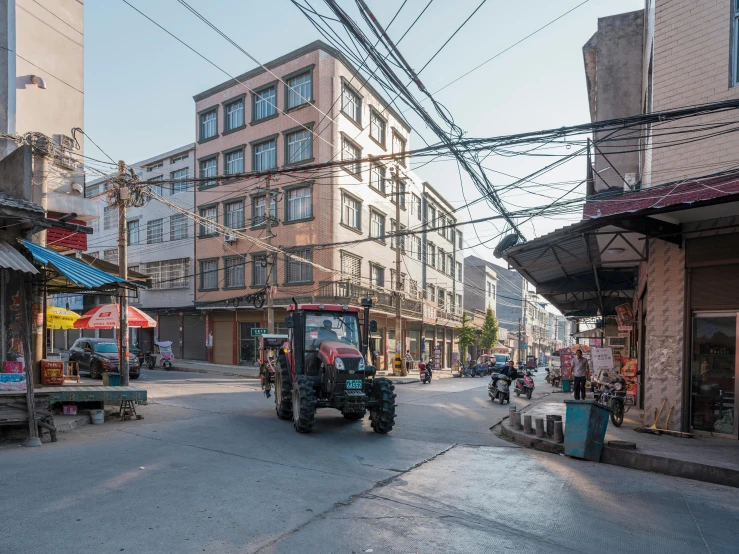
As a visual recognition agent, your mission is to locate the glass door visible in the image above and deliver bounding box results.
[690,313,737,436]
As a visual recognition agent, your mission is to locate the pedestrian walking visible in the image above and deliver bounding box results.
[572,349,589,400]
[405,350,412,372]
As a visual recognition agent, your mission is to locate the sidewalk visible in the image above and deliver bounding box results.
[169,359,456,385]
[498,388,739,488]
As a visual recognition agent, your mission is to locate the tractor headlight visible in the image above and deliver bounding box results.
[358,358,365,372]
[335,357,345,371]
[614,382,623,391]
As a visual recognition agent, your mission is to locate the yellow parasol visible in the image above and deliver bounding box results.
[46,306,80,330]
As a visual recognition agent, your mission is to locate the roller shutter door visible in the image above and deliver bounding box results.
[213,318,234,365]
[183,315,207,361]
[158,315,180,355]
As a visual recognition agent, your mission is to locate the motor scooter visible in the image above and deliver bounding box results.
[545,367,561,388]
[419,362,432,384]
[514,369,535,400]
[488,373,511,404]
[459,361,477,378]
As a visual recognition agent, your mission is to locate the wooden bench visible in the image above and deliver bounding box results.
[0,393,57,442]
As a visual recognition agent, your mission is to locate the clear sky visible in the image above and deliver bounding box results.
[84,0,644,266]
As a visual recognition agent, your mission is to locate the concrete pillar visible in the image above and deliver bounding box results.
[523,415,532,434]
[508,406,517,423]
[553,420,564,443]
[535,418,545,438]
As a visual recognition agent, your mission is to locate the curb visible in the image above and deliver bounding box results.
[498,421,739,489]
[151,367,260,379]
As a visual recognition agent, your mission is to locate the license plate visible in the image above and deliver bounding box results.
[345,380,363,389]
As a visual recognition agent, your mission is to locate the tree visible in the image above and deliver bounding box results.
[479,307,499,352]
[458,311,477,360]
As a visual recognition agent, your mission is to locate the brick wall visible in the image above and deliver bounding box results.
[650,0,739,185]
[644,239,686,430]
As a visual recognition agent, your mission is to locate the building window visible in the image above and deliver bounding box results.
[411,193,421,220]
[389,179,406,208]
[427,242,435,268]
[342,192,361,230]
[487,282,492,298]
[390,220,405,252]
[450,227,456,247]
[199,109,217,141]
[286,71,311,109]
[253,86,276,120]
[447,253,453,276]
[147,219,163,244]
[370,263,384,288]
[170,214,188,241]
[143,258,189,290]
[199,205,218,237]
[199,157,218,188]
[390,269,405,291]
[370,163,385,194]
[370,209,385,241]
[127,219,139,245]
[252,194,276,226]
[171,153,189,164]
[438,214,447,237]
[253,139,277,171]
[429,205,436,229]
[341,82,362,123]
[458,231,463,250]
[392,131,406,167]
[147,162,163,172]
[286,186,312,221]
[428,284,435,302]
[286,128,312,164]
[457,293,462,307]
[252,254,272,286]
[411,235,422,261]
[439,248,446,274]
[341,251,361,284]
[150,175,164,197]
[171,168,190,194]
[225,98,244,131]
[129,265,139,274]
[369,108,386,146]
[224,200,245,230]
[341,136,361,176]
[438,288,445,309]
[103,249,118,264]
[224,256,245,288]
[409,279,418,298]
[104,205,117,230]
[224,149,245,176]
[199,259,218,290]
[286,248,312,283]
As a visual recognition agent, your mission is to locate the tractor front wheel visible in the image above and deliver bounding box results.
[369,378,397,434]
[275,355,293,420]
[292,376,317,433]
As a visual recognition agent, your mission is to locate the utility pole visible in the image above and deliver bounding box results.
[265,174,274,334]
[393,166,404,376]
[117,160,130,386]
[518,318,522,364]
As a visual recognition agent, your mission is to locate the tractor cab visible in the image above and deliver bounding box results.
[261,299,395,434]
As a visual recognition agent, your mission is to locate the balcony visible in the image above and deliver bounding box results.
[317,280,422,318]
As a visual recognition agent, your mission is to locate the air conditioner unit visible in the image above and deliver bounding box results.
[224,233,237,243]
[53,134,76,150]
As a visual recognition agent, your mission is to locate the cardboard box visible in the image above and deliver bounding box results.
[0,373,27,391]
[62,405,78,415]
[41,360,64,385]
[2,361,24,374]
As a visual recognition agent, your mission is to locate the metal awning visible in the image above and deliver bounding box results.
[502,176,739,318]
[0,241,38,274]
[19,240,142,290]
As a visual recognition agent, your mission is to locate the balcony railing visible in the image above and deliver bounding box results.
[318,280,422,317]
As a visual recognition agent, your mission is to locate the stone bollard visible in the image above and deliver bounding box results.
[553,420,564,443]
[523,415,533,434]
[508,406,517,423]
[535,418,545,438]
[514,413,523,430]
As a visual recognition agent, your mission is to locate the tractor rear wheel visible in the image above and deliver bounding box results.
[292,376,317,433]
[369,378,396,434]
[274,355,292,420]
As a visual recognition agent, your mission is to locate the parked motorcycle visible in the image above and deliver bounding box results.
[475,363,488,377]
[514,369,535,400]
[595,375,627,426]
[488,373,511,404]
[459,362,477,378]
[545,368,561,388]
[143,351,156,370]
[419,362,432,384]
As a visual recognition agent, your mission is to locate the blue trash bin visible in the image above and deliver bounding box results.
[563,399,609,461]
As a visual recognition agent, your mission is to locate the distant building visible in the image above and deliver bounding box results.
[463,256,497,314]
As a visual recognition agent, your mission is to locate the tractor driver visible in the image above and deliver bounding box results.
[316,319,339,344]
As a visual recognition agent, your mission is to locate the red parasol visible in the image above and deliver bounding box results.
[73,304,156,329]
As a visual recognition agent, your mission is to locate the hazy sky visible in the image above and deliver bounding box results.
[85,0,644,266]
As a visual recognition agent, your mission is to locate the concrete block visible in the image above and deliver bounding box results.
[553,420,564,443]
[535,418,545,438]
[523,415,532,434]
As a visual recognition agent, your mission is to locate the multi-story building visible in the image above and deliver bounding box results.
[463,255,498,315]
[85,144,200,358]
[192,41,463,367]
[0,0,95,237]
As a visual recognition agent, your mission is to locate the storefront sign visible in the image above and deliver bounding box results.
[250,328,268,337]
[41,360,64,385]
[618,332,630,338]
[433,346,441,370]
[560,347,573,380]
[51,294,84,311]
[591,347,614,382]
[616,303,634,331]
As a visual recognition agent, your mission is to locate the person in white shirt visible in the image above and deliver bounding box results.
[572,349,589,400]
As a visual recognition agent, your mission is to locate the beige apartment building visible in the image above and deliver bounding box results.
[192,41,463,367]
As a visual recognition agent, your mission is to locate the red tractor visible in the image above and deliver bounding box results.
[260,298,396,434]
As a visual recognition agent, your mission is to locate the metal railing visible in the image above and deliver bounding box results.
[318,280,422,317]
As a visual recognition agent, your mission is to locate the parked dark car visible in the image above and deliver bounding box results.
[69,338,141,379]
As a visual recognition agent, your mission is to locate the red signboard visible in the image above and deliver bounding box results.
[46,216,88,251]
[41,360,64,385]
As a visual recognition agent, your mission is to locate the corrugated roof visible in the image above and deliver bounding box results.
[19,240,140,289]
[0,241,38,273]
[0,191,45,214]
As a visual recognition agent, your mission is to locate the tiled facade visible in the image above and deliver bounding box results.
[191,41,464,367]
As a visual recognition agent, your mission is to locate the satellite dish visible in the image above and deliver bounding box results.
[494,234,519,258]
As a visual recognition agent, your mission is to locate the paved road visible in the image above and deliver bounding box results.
[1,369,736,553]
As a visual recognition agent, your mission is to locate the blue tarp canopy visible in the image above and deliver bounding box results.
[19,240,142,290]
